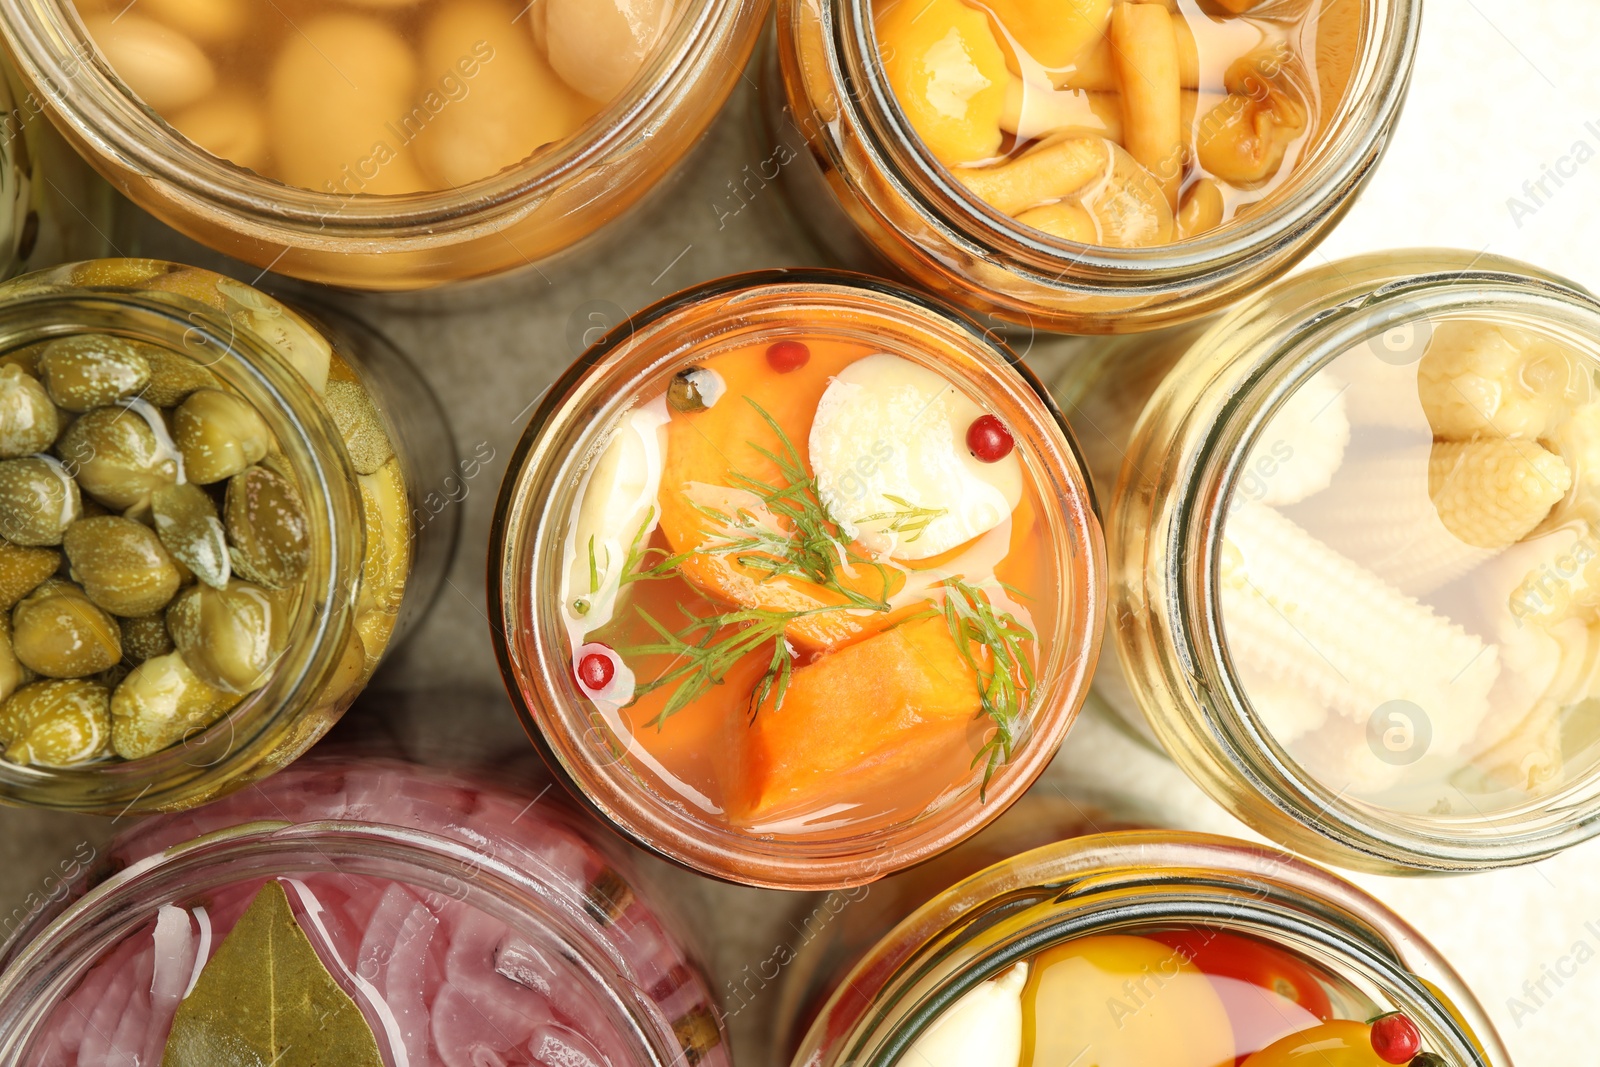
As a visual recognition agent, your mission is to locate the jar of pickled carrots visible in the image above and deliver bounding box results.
[1063,249,1600,871]
[0,759,730,1067]
[0,259,454,813]
[766,0,1419,333]
[790,832,1507,1067]
[0,0,767,290]
[491,270,1105,889]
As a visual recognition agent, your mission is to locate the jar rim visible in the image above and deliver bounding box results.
[489,268,1106,890]
[796,830,1507,1067]
[0,817,685,1067]
[0,266,363,814]
[0,0,744,243]
[1122,249,1600,870]
[809,0,1421,287]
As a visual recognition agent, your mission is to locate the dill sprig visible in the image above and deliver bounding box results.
[622,602,828,727]
[627,399,893,611]
[856,494,947,545]
[939,577,1037,798]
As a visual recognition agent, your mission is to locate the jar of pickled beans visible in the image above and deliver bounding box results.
[491,270,1105,889]
[1060,249,1600,872]
[0,0,767,289]
[0,259,455,813]
[789,832,1506,1067]
[765,0,1420,333]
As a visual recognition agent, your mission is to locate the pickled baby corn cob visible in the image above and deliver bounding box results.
[1240,369,1349,507]
[1289,446,1497,596]
[1418,321,1582,440]
[1221,503,1499,771]
[1428,438,1570,549]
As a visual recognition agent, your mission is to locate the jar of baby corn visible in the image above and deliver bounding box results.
[1069,250,1600,872]
[766,0,1419,333]
[0,0,767,289]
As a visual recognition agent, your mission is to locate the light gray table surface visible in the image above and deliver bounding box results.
[4,1,1599,1063]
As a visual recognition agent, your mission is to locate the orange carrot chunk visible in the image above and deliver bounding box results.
[730,615,983,823]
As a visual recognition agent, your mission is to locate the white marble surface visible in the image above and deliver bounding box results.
[1,2,1597,1065]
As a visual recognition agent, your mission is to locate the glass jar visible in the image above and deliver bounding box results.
[764,0,1420,334]
[0,759,729,1067]
[1065,249,1600,872]
[0,259,455,813]
[0,0,767,291]
[790,831,1507,1067]
[491,269,1105,889]
[0,58,115,279]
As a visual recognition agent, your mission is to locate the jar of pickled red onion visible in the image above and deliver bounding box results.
[491,269,1104,889]
[790,831,1507,1067]
[0,760,729,1067]
[0,0,767,289]
[1061,249,1600,871]
[765,0,1420,333]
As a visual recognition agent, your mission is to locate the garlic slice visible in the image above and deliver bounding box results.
[809,353,1022,561]
[901,963,1027,1067]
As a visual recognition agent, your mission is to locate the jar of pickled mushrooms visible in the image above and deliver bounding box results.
[0,0,768,289]
[1064,249,1600,871]
[766,0,1420,333]
[0,259,454,813]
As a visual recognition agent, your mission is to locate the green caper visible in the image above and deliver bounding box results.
[0,540,60,610]
[110,651,240,760]
[323,381,393,476]
[225,466,309,589]
[0,616,31,705]
[150,481,230,589]
[120,612,174,664]
[0,678,112,767]
[136,341,218,407]
[666,367,724,413]
[174,388,271,485]
[36,335,151,412]
[0,342,45,378]
[12,579,122,678]
[56,403,180,510]
[63,515,182,617]
[0,456,81,546]
[166,579,281,694]
[0,365,60,458]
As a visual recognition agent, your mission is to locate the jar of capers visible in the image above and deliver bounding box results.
[0,259,455,812]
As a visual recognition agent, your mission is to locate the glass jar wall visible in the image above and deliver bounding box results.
[764,0,1420,333]
[0,259,455,813]
[1064,250,1600,871]
[491,270,1104,889]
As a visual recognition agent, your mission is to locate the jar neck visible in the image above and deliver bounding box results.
[0,281,362,812]
[1118,250,1600,869]
[0,0,741,243]
[823,0,1421,288]
[799,832,1504,1067]
[0,822,683,1067]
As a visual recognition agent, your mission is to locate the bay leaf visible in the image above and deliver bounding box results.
[161,881,384,1067]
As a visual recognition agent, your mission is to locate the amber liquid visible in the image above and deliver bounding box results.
[570,334,1059,838]
[72,0,631,196]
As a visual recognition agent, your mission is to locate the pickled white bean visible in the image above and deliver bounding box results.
[170,89,269,171]
[140,0,249,44]
[84,14,216,113]
[544,0,671,103]
[413,0,597,189]
[267,14,428,195]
